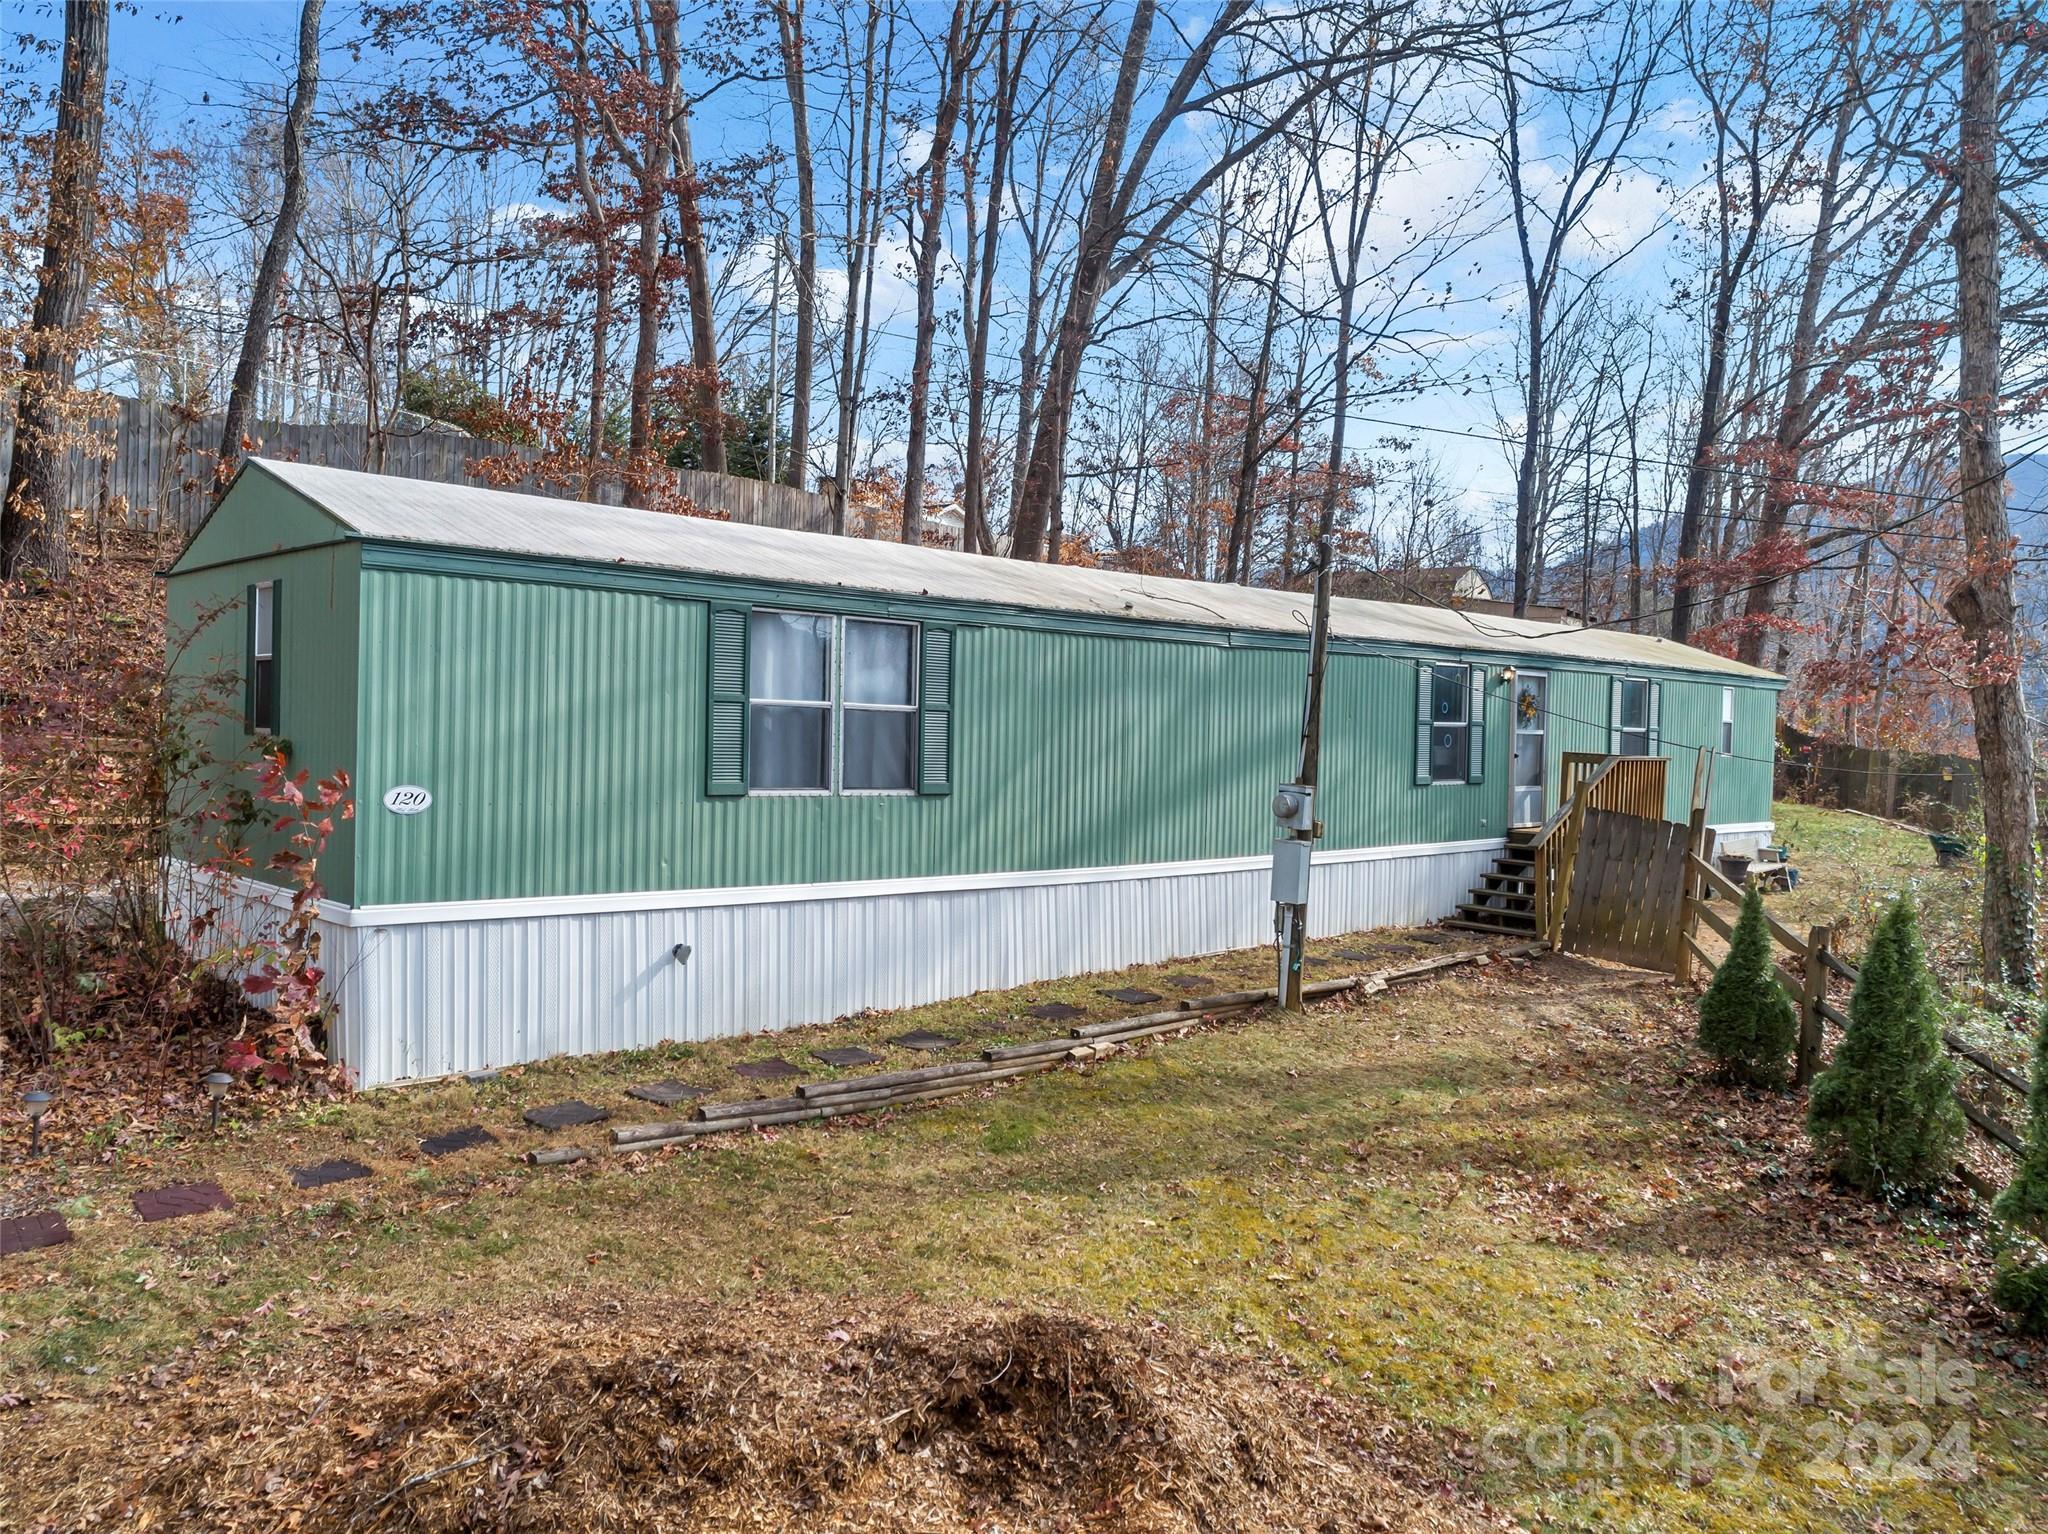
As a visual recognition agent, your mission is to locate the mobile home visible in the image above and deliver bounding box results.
[166,460,1782,1086]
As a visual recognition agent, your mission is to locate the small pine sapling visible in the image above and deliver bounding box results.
[1696,883,1798,1087]
[1806,896,1964,1197]
[1993,991,2048,1234]
[1991,1263,2048,1337]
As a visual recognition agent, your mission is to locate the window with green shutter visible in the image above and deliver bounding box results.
[917,625,953,796]
[1611,676,1661,757]
[246,579,280,736]
[1416,660,1479,785]
[704,604,751,796]
[707,605,951,798]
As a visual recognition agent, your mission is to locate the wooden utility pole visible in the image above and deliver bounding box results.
[1,0,110,582]
[1281,89,1377,1009]
[216,0,324,500]
[1950,0,2038,992]
[1281,551,1335,1010]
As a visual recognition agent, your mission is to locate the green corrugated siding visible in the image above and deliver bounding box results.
[351,567,1779,905]
[171,464,349,572]
[1541,667,1771,823]
[165,541,362,903]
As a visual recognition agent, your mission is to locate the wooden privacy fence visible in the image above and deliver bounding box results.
[1676,847,2031,1178]
[0,394,843,541]
[1558,809,1692,969]
[1528,754,1671,942]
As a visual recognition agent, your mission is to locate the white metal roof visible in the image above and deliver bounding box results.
[242,458,1780,681]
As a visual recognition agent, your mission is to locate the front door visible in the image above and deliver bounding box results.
[1510,671,1548,826]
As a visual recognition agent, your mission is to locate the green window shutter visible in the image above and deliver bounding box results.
[1414,663,1432,785]
[1466,666,1485,784]
[705,604,750,797]
[1648,681,1662,756]
[1609,675,1623,754]
[268,577,282,737]
[918,624,954,796]
[243,582,258,732]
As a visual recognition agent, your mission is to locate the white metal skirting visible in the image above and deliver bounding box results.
[171,841,1501,1088]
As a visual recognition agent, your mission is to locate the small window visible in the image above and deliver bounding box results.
[749,610,833,790]
[842,619,918,791]
[1428,663,1470,783]
[249,581,278,734]
[1618,677,1651,756]
[1720,687,1735,755]
[744,611,920,793]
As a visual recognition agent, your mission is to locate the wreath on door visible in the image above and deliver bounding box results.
[1516,686,1541,726]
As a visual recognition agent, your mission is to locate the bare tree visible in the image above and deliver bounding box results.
[1485,0,1668,617]
[1009,0,1500,561]
[215,0,325,497]
[900,0,981,543]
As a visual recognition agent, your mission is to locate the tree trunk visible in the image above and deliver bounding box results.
[961,2,1019,555]
[775,0,816,489]
[215,0,323,501]
[900,0,972,544]
[623,0,683,504]
[832,0,892,531]
[1733,90,1854,664]
[1949,0,2038,992]
[1223,225,1286,585]
[1007,0,1153,560]
[2,0,111,582]
[670,102,724,474]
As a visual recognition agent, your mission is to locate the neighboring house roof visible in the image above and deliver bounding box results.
[1335,565,1581,623]
[196,459,1781,681]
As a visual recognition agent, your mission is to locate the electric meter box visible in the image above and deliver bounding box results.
[1272,783,1314,831]
[1270,837,1311,904]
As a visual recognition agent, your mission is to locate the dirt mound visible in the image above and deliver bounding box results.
[4,1294,1508,1533]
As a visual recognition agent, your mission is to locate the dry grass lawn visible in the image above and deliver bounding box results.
[3,837,2045,1532]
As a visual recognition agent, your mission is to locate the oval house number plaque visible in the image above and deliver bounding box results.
[382,785,433,815]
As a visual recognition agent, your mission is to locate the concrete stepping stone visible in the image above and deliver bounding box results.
[133,1181,233,1223]
[1333,948,1373,961]
[889,1029,960,1052]
[1101,987,1164,1005]
[1025,1003,1087,1021]
[812,1046,885,1068]
[290,1158,372,1190]
[419,1124,499,1158]
[523,1099,610,1131]
[1,1211,72,1256]
[731,1057,801,1081]
[1163,974,1218,991]
[626,1080,706,1107]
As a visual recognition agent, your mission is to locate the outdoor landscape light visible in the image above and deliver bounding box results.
[23,1090,52,1157]
[203,1071,233,1131]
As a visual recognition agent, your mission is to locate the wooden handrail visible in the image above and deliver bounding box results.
[1528,755,1619,852]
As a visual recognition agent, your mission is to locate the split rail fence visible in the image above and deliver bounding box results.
[1672,777,2031,1181]
[1528,745,2030,1186]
